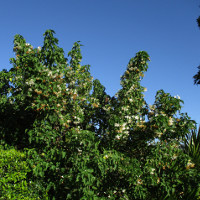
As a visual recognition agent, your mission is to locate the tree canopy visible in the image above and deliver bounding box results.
[193,16,200,85]
[0,30,199,199]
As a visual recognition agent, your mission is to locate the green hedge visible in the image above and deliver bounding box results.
[0,145,47,200]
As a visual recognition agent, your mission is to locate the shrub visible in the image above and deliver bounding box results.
[0,145,47,199]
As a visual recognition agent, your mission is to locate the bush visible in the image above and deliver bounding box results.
[0,145,47,199]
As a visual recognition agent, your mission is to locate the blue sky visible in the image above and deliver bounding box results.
[0,0,199,125]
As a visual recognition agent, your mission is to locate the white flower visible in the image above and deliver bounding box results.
[137,179,142,185]
[122,122,127,127]
[168,117,174,126]
[15,88,22,92]
[122,107,129,111]
[52,73,58,79]
[116,135,121,140]
[150,168,155,175]
[125,116,131,120]
[156,131,163,137]
[48,71,53,76]
[15,75,22,80]
[144,88,147,92]
[102,106,106,110]
[172,155,177,160]
[134,116,139,120]
[57,85,61,90]
[121,123,127,131]
[129,98,133,102]
[77,148,82,153]
[174,95,180,99]
[37,46,41,51]
[115,123,120,127]
[8,99,13,104]
[30,79,34,85]
[124,131,129,135]
[25,43,30,46]
[26,79,34,86]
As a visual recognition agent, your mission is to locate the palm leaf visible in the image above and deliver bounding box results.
[184,126,200,168]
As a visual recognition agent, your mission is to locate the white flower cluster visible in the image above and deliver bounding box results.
[25,79,35,86]
[15,88,22,92]
[73,116,81,125]
[115,122,130,140]
[121,122,128,131]
[129,66,137,71]
[174,95,180,99]
[25,43,33,49]
[126,84,136,95]
[15,75,23,80]
[125,115,132,123]
[134,116,139,120]
[155,131,163,138]
[8,98,13,104]
[150,168,155,175]
[128,98,133,103]
[114,123,120,127]
[121,106,129,112]
[159,111,166,116]
[168,117,174,126]
[102,106,111,111]
[42,67,64,80]
[172,154,177,160]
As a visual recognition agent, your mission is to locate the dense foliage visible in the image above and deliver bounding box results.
[194,15,200,85]
[0,30,199,199]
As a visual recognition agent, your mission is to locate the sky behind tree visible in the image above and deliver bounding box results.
[0,0,199,124]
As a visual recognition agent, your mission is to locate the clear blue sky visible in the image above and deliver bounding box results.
[0,0,199,125]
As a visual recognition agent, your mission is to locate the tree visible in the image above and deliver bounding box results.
[0,30,199,199]
[193,16,200,85]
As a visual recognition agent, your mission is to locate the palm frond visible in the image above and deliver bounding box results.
[184,126,200,168]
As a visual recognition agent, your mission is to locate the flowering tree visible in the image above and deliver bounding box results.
[0,30,199,199]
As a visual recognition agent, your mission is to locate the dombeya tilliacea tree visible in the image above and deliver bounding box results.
[0,30,199,199]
